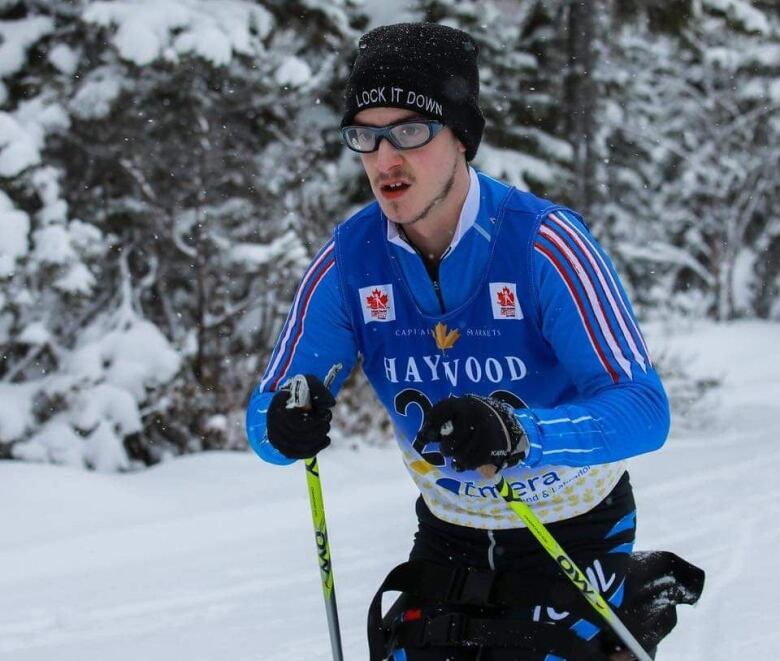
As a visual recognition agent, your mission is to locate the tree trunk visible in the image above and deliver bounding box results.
[564,0,597,216]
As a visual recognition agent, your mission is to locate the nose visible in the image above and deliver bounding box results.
[375,136,403,173]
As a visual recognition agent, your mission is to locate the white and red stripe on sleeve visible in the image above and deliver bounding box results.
[534,211,651,384]
[260,241,336,391]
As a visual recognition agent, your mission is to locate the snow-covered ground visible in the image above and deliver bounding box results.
[1,320,779,660]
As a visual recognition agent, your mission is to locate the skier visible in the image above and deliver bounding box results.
[246,22,702,660]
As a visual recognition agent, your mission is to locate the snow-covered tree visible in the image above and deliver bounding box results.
[416,0,574,199]
[598,0,780,319]
[3,0,780,471]
[0,0,367,468]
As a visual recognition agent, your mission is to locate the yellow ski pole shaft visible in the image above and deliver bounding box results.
[305,456,344,661]
[286,365,344,661]
[495,476,652,661]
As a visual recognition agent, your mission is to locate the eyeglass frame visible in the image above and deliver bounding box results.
[340,119,446,153]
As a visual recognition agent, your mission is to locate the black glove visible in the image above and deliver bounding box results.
[418,395,528,472]
[266,375,336,459]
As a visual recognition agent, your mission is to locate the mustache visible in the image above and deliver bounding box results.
[374,172,415,186]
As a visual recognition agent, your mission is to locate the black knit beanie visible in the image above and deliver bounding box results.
[341,23,485,161]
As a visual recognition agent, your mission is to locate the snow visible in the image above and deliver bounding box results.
[476,143,556,190]
[47,44,80,76]
[0,195,30,277]
[15,420,85,468]
[706,43,780,71]
[6,314,186,472]
[83,419,132,473]
[1,320,779,659]
[0,112,41,177]
[18,321,51,346]
[11,383,142,471]
[702,0,771,35]
[522,128,574,164]
[72,383,143,438]
[67,318,181,400]
[0,382,37,442]
[38,199,68,226]
[32,225,77,265]
[704,46,740,70]
[15,97,70,136]
[230,229,308,268]
[70,71,123,121]
[29,165,69,228]
[744,43,780,67]
[82,0,274,67]
[66,218,102,245]
[0,99,69,178]
[55,262,96,295]
[31,166,63,206]
[0,16,55,78]
[205,414,228,433]
[173,25,233,66]
[275,56,313,88]
[359,0,418,28]
[731,247,756,315]
[84,1,193,66]
[618,241,716,287]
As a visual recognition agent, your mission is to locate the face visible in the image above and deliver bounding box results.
[353,107,468,227]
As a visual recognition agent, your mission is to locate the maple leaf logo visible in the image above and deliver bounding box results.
[359,284,395,323]
[366,288,389,310]
[497,287,515,307]
[433,322,460,351]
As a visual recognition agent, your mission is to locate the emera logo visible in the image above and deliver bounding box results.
[433,322,460,351]
[359,284,396,323]
[489,282,523,320]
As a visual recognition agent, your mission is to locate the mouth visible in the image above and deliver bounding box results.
[379,181,411,200]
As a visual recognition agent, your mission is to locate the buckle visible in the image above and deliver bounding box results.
[423,613,468,645]
[446,566,495,605]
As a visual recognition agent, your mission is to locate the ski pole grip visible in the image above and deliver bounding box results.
[285,375,311,409]
[284,364,343,411]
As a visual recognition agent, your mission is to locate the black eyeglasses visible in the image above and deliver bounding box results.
[341,120,445,153]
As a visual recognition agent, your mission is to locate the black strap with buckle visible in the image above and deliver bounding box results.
[366,559,574,660]
[396,612,605,660]
[367,554,704,660]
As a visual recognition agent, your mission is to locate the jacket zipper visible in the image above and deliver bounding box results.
[431,278,446,314]
[401,227,447,313]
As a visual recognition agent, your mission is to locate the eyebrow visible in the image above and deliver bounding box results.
[353,113,429,128]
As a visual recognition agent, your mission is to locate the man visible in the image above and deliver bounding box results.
[246,23,701,660]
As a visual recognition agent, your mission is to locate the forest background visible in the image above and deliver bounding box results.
[1,0,779,472]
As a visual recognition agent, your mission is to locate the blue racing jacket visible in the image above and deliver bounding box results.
[245,169,669,529]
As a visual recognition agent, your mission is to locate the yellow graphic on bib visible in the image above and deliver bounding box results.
[410,460,435,475]
[433,322,460,350]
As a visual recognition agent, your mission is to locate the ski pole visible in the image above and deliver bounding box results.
[491,472,652,661]
[287,365,344,661]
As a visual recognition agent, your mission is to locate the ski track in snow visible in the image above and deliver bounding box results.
[1,320,779,660]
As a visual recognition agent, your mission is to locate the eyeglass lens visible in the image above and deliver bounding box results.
[344,122,434,152]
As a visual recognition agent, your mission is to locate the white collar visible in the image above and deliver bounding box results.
[386,166,480,257]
